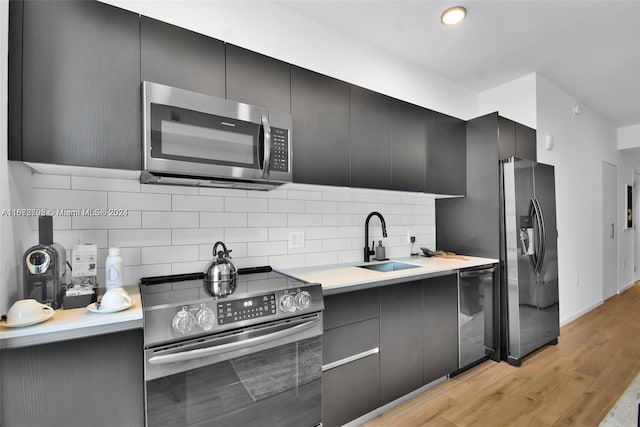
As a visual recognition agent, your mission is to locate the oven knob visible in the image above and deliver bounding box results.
[295,291,312,310]
[195,307,215,331]
[172,308,195,334]
[279,293,297,313]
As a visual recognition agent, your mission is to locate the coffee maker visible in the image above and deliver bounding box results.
[24,216,67,309]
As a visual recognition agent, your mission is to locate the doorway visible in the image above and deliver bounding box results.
[602,161,617,300]
[634,171,640,282]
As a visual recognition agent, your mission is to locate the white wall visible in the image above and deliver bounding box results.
[618,124,640,150]
[101,0,478,121]
[536,74,618,324]
[478,73,537,129]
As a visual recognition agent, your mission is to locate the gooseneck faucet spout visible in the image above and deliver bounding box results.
[364,211,387,262]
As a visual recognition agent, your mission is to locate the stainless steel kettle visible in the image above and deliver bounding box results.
[203,241,237,297]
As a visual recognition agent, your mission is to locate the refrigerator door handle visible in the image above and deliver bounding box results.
[528,198,540,272]
[534,197,546,273]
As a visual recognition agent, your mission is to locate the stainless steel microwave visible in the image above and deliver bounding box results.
[141,81,292,190]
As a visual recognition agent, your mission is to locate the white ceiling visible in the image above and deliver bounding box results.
[275,1,640,128]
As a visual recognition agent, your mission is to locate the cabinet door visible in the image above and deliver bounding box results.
[515,122,537,161]
[322,353,380,427]
[497,116,516,160]
[350,85,392,190]
[380,281,423,404]
[390,99,427,192]
[141,16,225,97]
[423,274,459,384]
[426,111,467,195]
[291,66,350,186]
[226,44,290,112]
[20,0,141,169]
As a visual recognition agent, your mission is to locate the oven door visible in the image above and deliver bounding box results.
[144,313,322,427]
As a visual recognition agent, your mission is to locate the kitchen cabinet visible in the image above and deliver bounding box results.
[426,111,467,195]
[423,274,459,384]
[350,85,393,190]
[226,44,291,112]
[390,99,428,192]
[0,329,144,426]
[380,281,423,404]
[290,66,351,186]
[10,0,141,169]
[322,288,381,427]
[498,116,537,161]
[141,16,225,97]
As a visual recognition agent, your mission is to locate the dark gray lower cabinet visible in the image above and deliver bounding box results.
[0,329,144,427]
[423,275,459,384]
[380,281,423,404]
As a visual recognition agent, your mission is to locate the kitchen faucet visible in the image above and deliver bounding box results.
[364,211,387,262]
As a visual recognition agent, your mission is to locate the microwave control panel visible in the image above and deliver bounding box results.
[270,127,289,172]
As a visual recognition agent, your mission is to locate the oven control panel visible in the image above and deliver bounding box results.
[217,294,277,325]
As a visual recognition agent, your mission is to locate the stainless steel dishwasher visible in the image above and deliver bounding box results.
[458,264,498,369]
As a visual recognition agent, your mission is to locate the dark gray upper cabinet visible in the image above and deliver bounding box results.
[380,281,423,404]
[226,44,290,112]
[350,85,392,190]
[8,0,22,161]
[390,99,427,192]
[426,111,467,195]
[15,0,141,169]
[423,274,459,385]
[290,66,350,186]
[515,122,537,161]
[141,16,225,97]
[498,116,537,161]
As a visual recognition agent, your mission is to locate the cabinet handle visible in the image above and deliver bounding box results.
[322,348,379,372]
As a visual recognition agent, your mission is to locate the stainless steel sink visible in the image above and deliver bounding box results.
[357,261,420,272]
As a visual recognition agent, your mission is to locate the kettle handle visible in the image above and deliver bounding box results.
[212,241,232,258]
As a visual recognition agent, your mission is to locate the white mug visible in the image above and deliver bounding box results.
[99,288,132,310]
[7,299,54,324]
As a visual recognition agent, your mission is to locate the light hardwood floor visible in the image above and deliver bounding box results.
[363,282,640,427]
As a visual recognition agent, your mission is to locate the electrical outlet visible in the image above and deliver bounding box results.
[288,232,305,249]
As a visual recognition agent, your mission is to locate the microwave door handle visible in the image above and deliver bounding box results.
[260,115,272,179]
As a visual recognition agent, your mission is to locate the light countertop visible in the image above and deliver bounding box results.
[278,255,498,295]
[0,285,142,349]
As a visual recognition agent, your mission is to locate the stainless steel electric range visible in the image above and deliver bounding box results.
[139,266,324,427]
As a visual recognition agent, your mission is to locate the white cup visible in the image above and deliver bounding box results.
[99,288,132,310]
[7,299,54,324]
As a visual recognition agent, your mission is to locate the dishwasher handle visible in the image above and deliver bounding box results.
[459,266,496,278]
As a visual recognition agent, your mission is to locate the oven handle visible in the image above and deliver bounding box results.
[148,318,320,365]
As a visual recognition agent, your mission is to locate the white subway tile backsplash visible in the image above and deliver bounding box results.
[287,214,322,227]
[72,176,141,192]
[225,228,268,243]
[72,211,141,229]
[268,199,305,213]
[247,241,288,257]
[28,174,436,273]
[142,212,199,229]
[32,174,71,189]
[247,213,287,227]
[226,197,267,213]
[141,245,199,264]
[200,212,247,228]
[142,184,198,195]
[172,195,223,212]
[109,192,170,211]
[172,228,224,245]
[33,188,107,210]
[109,229,171,248]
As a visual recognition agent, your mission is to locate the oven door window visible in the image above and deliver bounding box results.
[150,103,260,168]
[146,336,321,427]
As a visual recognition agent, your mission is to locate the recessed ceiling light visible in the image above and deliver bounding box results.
[441,6,467,26]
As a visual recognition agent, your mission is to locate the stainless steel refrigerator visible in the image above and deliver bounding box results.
[499,157,559,366]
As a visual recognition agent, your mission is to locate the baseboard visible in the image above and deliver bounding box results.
[560,300,603,327]
[619,281,637,293]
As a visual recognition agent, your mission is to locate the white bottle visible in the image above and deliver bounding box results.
[105,247,124,290]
